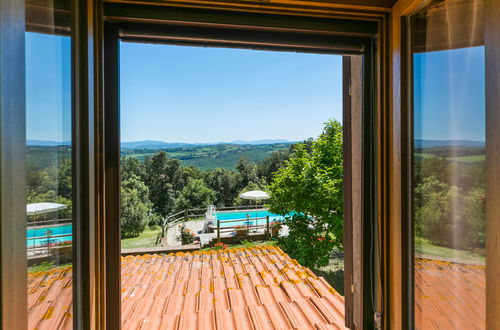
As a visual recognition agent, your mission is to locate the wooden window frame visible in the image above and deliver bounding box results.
[15,0,500,328]
[2,0,390,329]
[101,4,382,329]
[388,0,500,328]
[0,0,27,329]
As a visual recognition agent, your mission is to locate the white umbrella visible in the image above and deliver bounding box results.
[27,202,67,216]
[239,190,270,201]
[239,190,270,226]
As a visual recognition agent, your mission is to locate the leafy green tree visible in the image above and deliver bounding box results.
[415,176,486,250]
[174,178,216,212]
[56,161,72,200]
[269,120,343,268]
[257,149,290,184]
[414,177,454,246]
[415,157,450,186]
[178,166,203,188]
[120,176,151,238]
[462,188,486,249]
[143,151,181,216]
[236,157,258,189]
[203,168,239,206]
[121,157,144,181]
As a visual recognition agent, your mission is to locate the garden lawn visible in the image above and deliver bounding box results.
[121,228,162,249]
[28,262,71,273]
[415,237,485,262]
[201,240,276,251]
[311,254,344,295]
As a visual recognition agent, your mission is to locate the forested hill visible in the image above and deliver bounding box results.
[121,143,292,170]
[27,143,293,170]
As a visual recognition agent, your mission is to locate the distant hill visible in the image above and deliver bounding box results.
[27,140,71,146]
[120,139,294,149]
[28,139,295,149]
[228,139,292,145]
[121,143,293,170]
[120,141,204,149]
[415,139,485,148]
[27,142,293,171]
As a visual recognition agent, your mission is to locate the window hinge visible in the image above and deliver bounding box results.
[374,312,382,329]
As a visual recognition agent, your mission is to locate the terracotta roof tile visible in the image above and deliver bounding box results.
[414,257,485,329]
[28,246,346,329]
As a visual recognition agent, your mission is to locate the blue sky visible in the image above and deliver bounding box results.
[26,33,71,142]
[119,42,343,143]
[25,33,485,144]
[414,46,485,142]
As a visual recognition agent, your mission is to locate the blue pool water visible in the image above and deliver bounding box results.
[26,224,72,247]
[215,210,286,227]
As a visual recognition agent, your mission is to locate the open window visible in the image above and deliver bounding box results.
[102,6,380,329]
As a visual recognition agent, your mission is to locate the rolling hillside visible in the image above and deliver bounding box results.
[27,143,292,171]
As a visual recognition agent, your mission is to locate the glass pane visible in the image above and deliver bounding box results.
[411,0,485,328]
[25,1,73,329]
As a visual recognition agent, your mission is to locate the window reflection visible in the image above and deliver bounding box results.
[411,0,485,328]
[25,1,73,329]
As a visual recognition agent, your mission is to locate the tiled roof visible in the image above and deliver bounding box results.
[28,246,347,329]
[415,257,485,329]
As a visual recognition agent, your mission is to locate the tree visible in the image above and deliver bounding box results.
[414,176,486,250]
[414,176,455,246]
[121,157,144,181]
[462,188,486,249]
[142,151,181,217]
[269,120,343,268]
[236,157,258,189]
[257,149,290,184]
[174,178,216,212]
[120,176,151,238]
[203,168,239,207]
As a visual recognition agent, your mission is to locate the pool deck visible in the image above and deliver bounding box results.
[164,218,289,247]
[163,220,206,247]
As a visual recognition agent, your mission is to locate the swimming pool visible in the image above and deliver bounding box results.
[26,224,72,247]
[215,210,286,227]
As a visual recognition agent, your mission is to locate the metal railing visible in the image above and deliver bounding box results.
[216,215,270,243]
[159,205,270,243]
[26,219,73,255]
[214,204,265,212]
[27,218,72,228]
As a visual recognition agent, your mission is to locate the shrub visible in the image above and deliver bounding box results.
[177,224,195,244]
[241,240,255,248]
[174,178,216,212]
[121,183,149,238]
[276,214,335,268]
[213,242,228,250]
[148,224,162,232]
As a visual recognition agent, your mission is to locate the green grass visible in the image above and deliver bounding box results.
[121,228,162,249]
[28,261,71,273]
[311,254,344,295]
[414,153,435,159]
[201,240,276,251]
[415,152,485,163]
[448,154,485,163]
[415,237,485,262]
